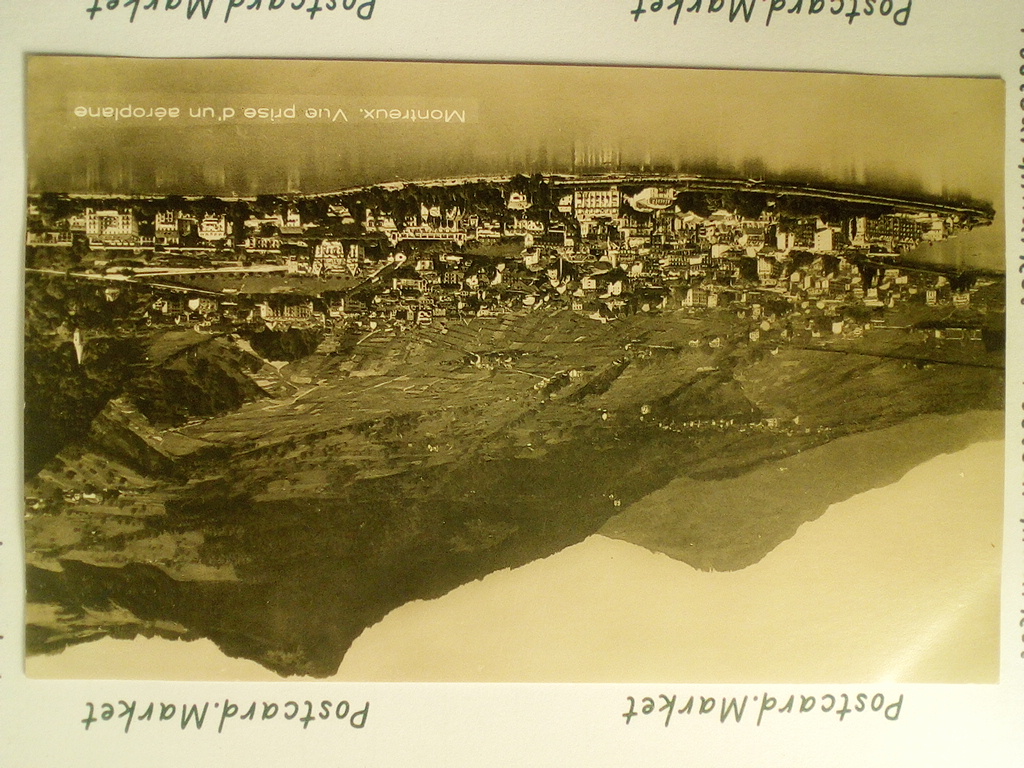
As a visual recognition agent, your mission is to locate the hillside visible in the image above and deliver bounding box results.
[24,301,1003,676]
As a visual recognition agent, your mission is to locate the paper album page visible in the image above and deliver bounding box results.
[0,1,1021,766]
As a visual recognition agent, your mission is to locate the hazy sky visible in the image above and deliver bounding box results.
[26,57,1004,266]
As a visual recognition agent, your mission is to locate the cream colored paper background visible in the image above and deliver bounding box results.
[1,1,1022,765]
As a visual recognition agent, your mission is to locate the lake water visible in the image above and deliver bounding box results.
[29,60,1005,270]
[28,435,1003,683]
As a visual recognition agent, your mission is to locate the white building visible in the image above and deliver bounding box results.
[813,221,835,252]
[626,187,675,212]
[314,239,347,273]
[573,188,621,236]
[72,208,139,244]
[154,211,180,245]
[198,214,229,242]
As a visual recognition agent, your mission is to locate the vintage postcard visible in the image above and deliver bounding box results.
[21,57,1004,685]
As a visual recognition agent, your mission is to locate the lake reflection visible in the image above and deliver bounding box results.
[28,59,1004,270]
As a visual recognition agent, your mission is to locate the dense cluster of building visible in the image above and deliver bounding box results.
[26,179,997,343]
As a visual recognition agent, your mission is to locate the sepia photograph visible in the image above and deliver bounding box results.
[22,56,1005,683]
